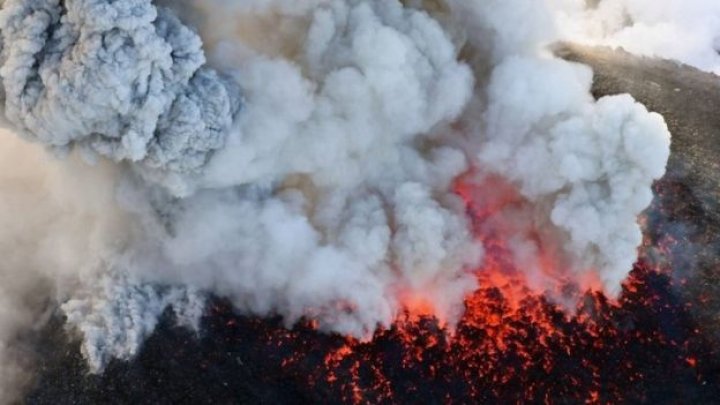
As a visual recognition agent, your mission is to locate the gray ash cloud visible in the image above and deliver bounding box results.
[0,0,240,193]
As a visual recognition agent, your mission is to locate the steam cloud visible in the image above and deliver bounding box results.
[0,0,676,400]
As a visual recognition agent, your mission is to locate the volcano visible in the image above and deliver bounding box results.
[23,45,720,404]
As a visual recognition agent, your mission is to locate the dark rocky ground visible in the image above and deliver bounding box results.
[23,45,720,404]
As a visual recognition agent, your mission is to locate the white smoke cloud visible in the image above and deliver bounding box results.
[552,0,720,73]
[0,0,675,400]
[148,0,482,338]
[481,56,669,292]
[435,0,669,295]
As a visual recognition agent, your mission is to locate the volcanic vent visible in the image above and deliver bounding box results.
[0,0,718,403]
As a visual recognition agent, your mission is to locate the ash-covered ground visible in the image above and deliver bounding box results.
[22,46,720,404]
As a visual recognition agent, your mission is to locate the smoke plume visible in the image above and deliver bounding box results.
[0,0,673,401]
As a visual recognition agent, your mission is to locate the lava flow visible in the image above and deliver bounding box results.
[196,174,719,404]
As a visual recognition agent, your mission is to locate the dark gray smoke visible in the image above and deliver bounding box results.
[0,0,240,194]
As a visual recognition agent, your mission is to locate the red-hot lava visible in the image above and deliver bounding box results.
[200,173,716,404]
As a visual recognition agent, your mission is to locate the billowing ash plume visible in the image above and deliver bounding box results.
[481,58,669,292]
[0,0,673,401]
[0,0,240,193]
[444,0,670,293]
[62,272,204,370]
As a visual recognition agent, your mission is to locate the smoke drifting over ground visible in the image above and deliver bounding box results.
[552,0,720,73]
[0,0,675,401]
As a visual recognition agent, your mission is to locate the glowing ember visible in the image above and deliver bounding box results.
[179,258,712,404]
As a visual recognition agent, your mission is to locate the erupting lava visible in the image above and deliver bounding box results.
[187,173,717,403]
[200,256,712,403]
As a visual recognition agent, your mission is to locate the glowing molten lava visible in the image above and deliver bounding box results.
[180,173,717,404]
